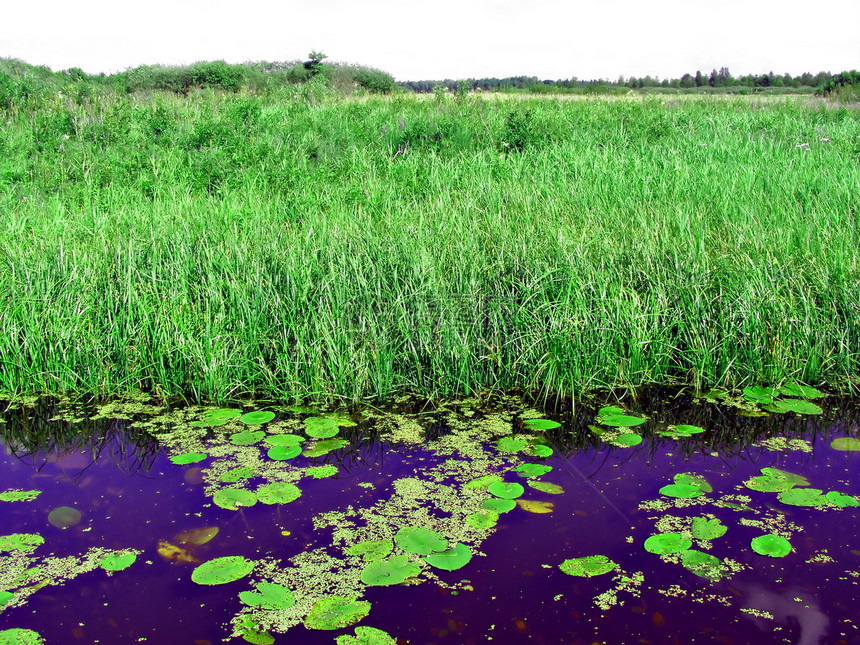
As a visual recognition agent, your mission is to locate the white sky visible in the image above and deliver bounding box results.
[2,0,858,82]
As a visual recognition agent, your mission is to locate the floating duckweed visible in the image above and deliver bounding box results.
[0,490,41,503]
[192,556,254,585]
[559,555,617,577]
[304,596,371,630]
[240,411,276,426]
[306,465,338,479]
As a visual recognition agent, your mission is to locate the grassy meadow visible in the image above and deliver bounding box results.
[1,86,859,402]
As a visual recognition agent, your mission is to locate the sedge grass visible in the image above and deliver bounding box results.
[0,90,858,403]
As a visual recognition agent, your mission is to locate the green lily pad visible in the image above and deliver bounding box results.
[743,386,778,404]
[751,534,792,558]
[673,473,712,493]
[239,582,295,609]
[523,418,561,431]
[644,533,692,554]
[0,629,45,645]
[336,626,396,645]
[463,475,503,490]
[527,481,564,495]
[0,591,13,606]
[304,596,371,630]
[230,430,265,446]
[170,452,208,465]
[559,555,616,577]
[831,437,860,452]
[0,490,41,502]
[99,552,137,572]
[610,433,643,447]
[513,463,553,478]
[306,465,338,479]
[264,434,304,447]
[0,533,44,553]
[681,550,724,581]
[496,437,529,453]
[201,408,241,426]
[240,617,275,645]
[744,475,795,493]
[395,527,447,555]
[779,383,825,399]
[192,555,254,585]
[777,488,826,507]
[256,482,300,505]
[659,484,704,499]
[48,506,81,529]
[760,467,809,486]
[240,411,276,425]
[530,444,554,458]
[487,482,525,499]
[658,424,705,438]
[481,498,517,513]
[825,491,859,507]
[305,417,340,438]
[424,543,472,571]
[361,555,423,586]
[303,439,349,458]
[213,488,258,510]
[346,539,393,562]
[692,517,727,540]
[466,510,499,530]
[764,399,823,415]
[267,445,302,460]
[219,467,254,483]
[596,406,648,427]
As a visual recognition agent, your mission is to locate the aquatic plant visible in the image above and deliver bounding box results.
[394,527,446,555]
[559,555,617,577]
[336,626,396,645]
[256,482,300,505]
[213,488,258,509]
[644,533,692,554]
[0,490,41,502]
[346,539,393,562]
[527,481,564,494]
[0,629,44,645]
[240,411,276,425]
[522,419,561,431]
[47,507,81,529]
[191,556,254,585]
[680,550,723,581]
[750,534,792,558]
[304,596,370,630]
[170,452,208,465]
[239,582,295,609]
[360,555,422,585]
[98,552,137,572]
[230,430,265,446]
[0,534,44,553]
[487,481,525,499]
[424,543,472,570]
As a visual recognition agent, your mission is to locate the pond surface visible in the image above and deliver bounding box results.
[0,389,858,645]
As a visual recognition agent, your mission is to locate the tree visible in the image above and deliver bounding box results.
[304,51,327,76]
[694,70,704,87]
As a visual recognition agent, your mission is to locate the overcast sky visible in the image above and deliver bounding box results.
[2,0,858,81]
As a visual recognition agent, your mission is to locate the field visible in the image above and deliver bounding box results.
[1,88,859,402]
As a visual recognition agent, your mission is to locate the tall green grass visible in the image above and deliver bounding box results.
[1,89,858,402]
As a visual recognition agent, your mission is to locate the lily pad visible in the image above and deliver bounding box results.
[219,467,254,483]
[825,491,859,507]
[0,591,13,606]
[424,543,472,571]
[336,626,396,645]
[777,488,827,507]
[743,386,778,404]
[530,444,554,458]
[239,582,295,609]
[596,406,648,427]
[303,439,349,458]
[304,596,371,630]
[559,555,616,577]
[240,411,276,425]
[0,533,44,553]
[744,475,795,493]
[674,473,712,493]
[174,527,219,545]
[346,539,393,562]
[496,437,529,453]
[751,534,792,558]
[305,417,340,438]
[230,430,265,446]
[466,510,499,530]
[527,481,564,495]
[267,445,302,460]
[256,482,301,505]
[361,555,423,586]
[513,463,553,478]
[213,488,258,510]
[99,552,137,572]
[681,550,724,581]
[48,506,81,529]
[0,629,45,645]
[464,474,503,490]
[610,433,643,447]
[658,424,705,438]
[779,383,825,398]
[306,465,338,479]
[523,418,561,431]
[831,437,860,452]
[0,490,41,502]
[240,617,275,645]
[170,453,208,465]
[644,533,692,554]
[487,482,525,499]
[481,498,517,513]
[759,467,809,486]
[192,555,254,585]
[659,484,704,499]
[264,434,304,447]
[201,408,241,426]
[395,527,447,555]
[516,499,554,513]
[692,517,727,540]
[764,399,823,415]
